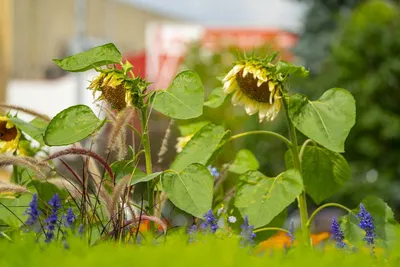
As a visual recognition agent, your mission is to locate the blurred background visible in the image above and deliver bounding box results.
[1,0,400,225]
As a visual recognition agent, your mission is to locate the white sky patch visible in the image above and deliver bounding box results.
[117,0,307,32]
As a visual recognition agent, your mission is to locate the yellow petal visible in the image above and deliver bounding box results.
[245,102,259,115]
[223,79,237,94]
[242,66,250,78]
[232,90,245,106]
[257,79,264,87]
[268,81,275,91]
[223,65,244,82]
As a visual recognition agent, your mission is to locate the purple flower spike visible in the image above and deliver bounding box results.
[25,193,40,227]
[201,210,218,233]
[44,193,62,243]
[240,215,256,245]
[63,207,76,227]
[331,217,346,248]
[356,204,376,246]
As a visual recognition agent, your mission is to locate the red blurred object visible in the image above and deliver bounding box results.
[115,50,147,78]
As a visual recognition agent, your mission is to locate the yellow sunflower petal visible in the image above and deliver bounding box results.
[223,64,244,82]
[223,78,237,94]
[244,102,259,115]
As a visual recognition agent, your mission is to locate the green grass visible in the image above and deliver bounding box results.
[1,232,399,267]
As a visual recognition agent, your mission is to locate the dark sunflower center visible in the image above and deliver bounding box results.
[236,70,273,103]
[102,84,127,111]
[0,121,18,141]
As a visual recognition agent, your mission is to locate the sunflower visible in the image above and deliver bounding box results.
[88,68,149,111]
[0,116,21,153]
[222,58,284,122]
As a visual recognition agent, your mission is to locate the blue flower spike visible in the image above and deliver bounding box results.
[331,217,346,248]
[44,193,62,243]
[201,210,218,233]
[25,193,40,227]
[63,207,76,228]
[240,215,256,245]
[356,204,376,246]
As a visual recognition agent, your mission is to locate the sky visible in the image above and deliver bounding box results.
[118,0,308,32]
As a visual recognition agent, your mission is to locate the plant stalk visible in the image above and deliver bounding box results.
[284,96,312,248]
[140,106,154,232]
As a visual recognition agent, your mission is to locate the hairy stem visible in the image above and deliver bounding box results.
[283,96,311,248]
[140,106,154,231]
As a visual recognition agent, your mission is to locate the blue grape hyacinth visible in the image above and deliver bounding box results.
[357,204,376,245]
[201,210,218,233]
[331,217,346,248]
[25,193,40,227]
[240,215,256,245]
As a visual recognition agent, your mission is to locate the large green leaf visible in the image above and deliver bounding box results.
[0,194,32,227]
[204,87,226,108]
[285,145,350,204]
[161,163,213,218]
[152,70,204,119]
[53,43,122,72]
[44,105,104,146]
[340,213,365,245]
[229,149,260,175]
[108,160,162,186]
[178,121,210,136]
[171,123,231,171]
[288,88,356,152]
[9,117,48,146]
[276,61,309,77]
[234,169,303,228]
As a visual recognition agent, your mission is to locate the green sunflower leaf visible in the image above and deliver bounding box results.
[229,149,260,175]
[9,117,48,146]
[161,163,213,218]
[288,88,356,152]
[234,169,303,228]
[44,105,104,146]
[171,123,231,171]
[177,120,210,136]
[152,70,204,119]
[107,160,162,186]
[0,194,32,228]
[204,87,227,108]
[276,61,309,77]
[52,43,122,72]
[285,145,350,204]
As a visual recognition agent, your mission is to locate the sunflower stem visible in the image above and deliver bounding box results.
[140,106,154,232]
[283,96,312,248]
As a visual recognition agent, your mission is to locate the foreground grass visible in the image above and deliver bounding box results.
[1,232,400,267]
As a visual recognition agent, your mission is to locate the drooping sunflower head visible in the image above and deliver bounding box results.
[222,55,308,122]
[0,116,21,153]
[88,66,149,111]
